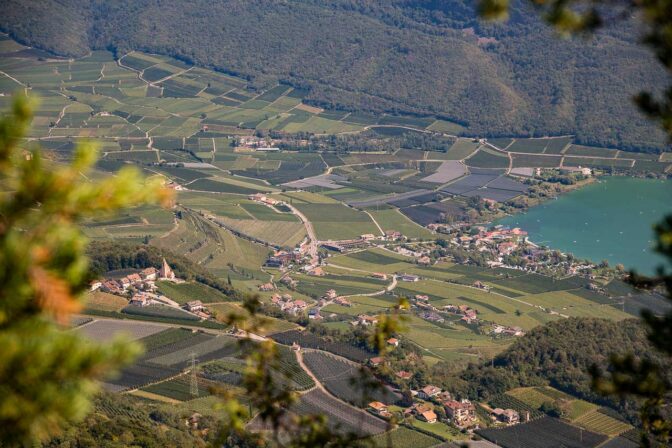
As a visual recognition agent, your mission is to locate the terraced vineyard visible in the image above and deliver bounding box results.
[572,410,633,437]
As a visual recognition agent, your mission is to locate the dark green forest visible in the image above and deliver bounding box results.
[1,0,668,152]
[45,394,216,448]
[459,318,667,424]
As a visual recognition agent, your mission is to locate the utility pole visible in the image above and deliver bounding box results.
[190,352,199,398]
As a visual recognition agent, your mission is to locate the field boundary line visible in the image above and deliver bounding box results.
[363,210,385,236]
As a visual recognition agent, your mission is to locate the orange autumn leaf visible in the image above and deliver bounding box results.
[30,267,81,324]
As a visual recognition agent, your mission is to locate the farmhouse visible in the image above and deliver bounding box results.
[89,280,102,291]
[417,256,432,266]
[334,297,351,307]
[472,280,490,291]
[492,408,519,425]
[408,402,433,416]
[444,400,476,427]
[418,410,437,424]
[307,266,325,276]
[387,337,399,347]
[324,289,338,300]
[369,356,384,367]
[280,276,297,288]
[396,370,412,380]
[184,300,204,312]
[102,280,122,294]
[141,267,158,281]
[418,385,442,400]
[400,274,420,282]
[356,314,379,326]
[127,273,142,284]
[385,230,402,240]
[420,311,444,323]
[129,293,151,307]
[371,272,388,280]
[258,283,276,291]
[368,401,388,416]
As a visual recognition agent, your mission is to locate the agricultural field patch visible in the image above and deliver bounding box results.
[271,330,373,362]
[420,160,466,183]
[141,375,216,402]
[77,319,167,342]
[511,153,562,168]
[84,291,129,312]
[293,203,379,240]
[572,410,633,436]
[290,389,389,436]
[565,145,618,158]
[367,209,434,239]
[156,281,231,304]
[302,350,400,406]
[215,216,307,247]
[465,147,510,169]
[478,417,607,448]
[507,138,550,154]
[366,426,441,448]
[443,139,480,160]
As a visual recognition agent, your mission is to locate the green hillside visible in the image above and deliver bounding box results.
[0,0,667,151]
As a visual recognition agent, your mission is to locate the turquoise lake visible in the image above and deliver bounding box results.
[494,176,672,275]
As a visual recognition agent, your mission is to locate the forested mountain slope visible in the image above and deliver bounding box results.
[1,0,668,151]
[459,318,667,423]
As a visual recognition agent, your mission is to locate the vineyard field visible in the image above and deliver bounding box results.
[478,417,607,448]
[271,330,373,362]
[302,351,399,406]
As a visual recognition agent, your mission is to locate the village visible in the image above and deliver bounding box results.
[90,258,211,320]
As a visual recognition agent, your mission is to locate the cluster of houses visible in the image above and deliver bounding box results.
[235,136,282,152]
[355,314,379,326]
[264,249,303,269]
[367,385,480,428]
[258,282,276,292]
[491,324,525,337]
[269,293,308,315]
[267,287,347,319]
[409,295,474,324]
[248,193,280,207]
[368,379,522,429]
[443,304,479,324]
[91,258,178,296]
[454,226,529,258]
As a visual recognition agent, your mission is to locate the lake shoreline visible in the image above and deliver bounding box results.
[492,176,671,275]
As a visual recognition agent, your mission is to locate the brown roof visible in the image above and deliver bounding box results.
[368,401,387,411]
[420,410,437,422]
